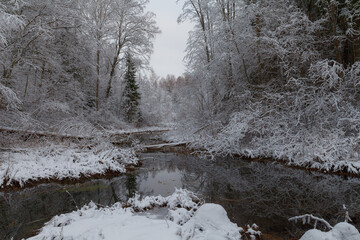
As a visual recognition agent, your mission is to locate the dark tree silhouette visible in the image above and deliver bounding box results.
[122,54,141,123]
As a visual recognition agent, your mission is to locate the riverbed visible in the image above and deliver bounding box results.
[1,152,360,239]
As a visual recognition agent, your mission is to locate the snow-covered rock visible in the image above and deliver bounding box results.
[181,203,242,240]
[300,222,360,240]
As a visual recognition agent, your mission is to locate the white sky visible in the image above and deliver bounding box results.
[146,0,193,78]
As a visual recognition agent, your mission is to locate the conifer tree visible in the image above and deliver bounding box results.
[122,53,141,123]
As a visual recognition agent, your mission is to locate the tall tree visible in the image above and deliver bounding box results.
[105,0,159,99]
[122,54,140,123]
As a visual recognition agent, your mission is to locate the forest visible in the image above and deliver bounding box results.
[1,0,360,239]
[1,0,360,172]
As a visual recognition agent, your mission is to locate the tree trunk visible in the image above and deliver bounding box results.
[24,74,29,100]
[355,39,360,62]
[39,61,46,90]
[253,0,262,85]
[329,2,342,63]
[106,41,123,99]
[96,47,100,111]
[105,57,117,99]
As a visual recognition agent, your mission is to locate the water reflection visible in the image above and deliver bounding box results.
[125,175,137,198]
[136,153,360,239]
[0,152,360,240]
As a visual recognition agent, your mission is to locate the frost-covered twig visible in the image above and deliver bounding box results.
[0,84,22,110]
[289,214,333,230]
[66,190,79,210]
[343,204,352,223]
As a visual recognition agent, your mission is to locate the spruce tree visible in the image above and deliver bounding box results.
[122,54,141,123]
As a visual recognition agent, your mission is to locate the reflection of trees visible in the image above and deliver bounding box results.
[175,156,360,238]
[125,175,137,199]
[0,177,129,239]
[139,153,360,238]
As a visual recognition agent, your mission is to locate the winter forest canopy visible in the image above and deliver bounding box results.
[1,0,360,170]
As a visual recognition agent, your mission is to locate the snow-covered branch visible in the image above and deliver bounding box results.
[289,214,333,230]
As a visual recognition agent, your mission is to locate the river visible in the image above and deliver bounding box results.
[1,152,360,239]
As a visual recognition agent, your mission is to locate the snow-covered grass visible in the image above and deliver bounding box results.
[28,189,255,240]
[0,143,138,188]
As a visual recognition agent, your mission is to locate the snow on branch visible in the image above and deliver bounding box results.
[0,2,24,46]
[0,83,22,110]
[289,214,333,230]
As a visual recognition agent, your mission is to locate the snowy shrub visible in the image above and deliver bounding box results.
[0,83,22,110]
[0,3,24,46]
[181,60,360,174]
[127,188,202,212]
[56,117,102,137]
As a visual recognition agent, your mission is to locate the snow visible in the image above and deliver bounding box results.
[127,189,201,211]
[0,126,170,139]
[300,222,360,240]
[0,144,138,188]
[27,202,180,240]
[142,142,188,149]
[27,189,251,240]
[106,127,170,135]
[181,203,243,240]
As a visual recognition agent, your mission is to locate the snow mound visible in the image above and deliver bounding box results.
[27,190,247,240]
[181,203,242,240]
[27,201,180,240]
[300,222,360,240]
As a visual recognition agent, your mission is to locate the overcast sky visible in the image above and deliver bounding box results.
[146,0,193,78]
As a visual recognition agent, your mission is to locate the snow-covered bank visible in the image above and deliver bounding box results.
[168,123,360,177]
[168,61,360,176]
[0,126,170,141]
[28,189,260,240]
[0,143,138,188]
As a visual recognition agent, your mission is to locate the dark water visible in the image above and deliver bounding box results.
[1,152,360,239]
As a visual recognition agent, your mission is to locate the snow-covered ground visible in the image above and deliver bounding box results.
[0,143,138,188]
[28,189,260,240]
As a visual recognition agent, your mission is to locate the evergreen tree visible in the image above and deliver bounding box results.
[122,54,141,123]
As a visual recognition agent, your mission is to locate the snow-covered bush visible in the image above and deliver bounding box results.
[0,83,22,110]
[126,188,202,212]
[180,60,360,174]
